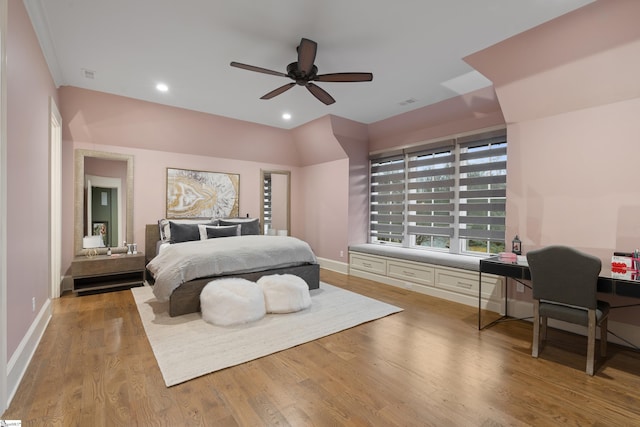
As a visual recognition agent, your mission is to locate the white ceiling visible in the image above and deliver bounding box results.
[25,0,593,129]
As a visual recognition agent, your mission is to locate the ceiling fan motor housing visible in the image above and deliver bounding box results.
[287,62,317,85]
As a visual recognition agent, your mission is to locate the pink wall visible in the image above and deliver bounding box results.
[59,86,300,165]
[6,1,59,358]
[464,0,640,124]
[300,159,350,260]
[368,85,505,152]
[465,0,640,324]
[290,115,348,166]
[329,116,370,248]
[507,99,640,258]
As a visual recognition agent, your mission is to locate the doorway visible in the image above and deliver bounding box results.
[260,170,290,235]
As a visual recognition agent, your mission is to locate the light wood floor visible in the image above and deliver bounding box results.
[4,270,640,426]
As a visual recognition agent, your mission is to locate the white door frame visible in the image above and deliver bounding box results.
[1,0,9,414]
[49,97,61,298]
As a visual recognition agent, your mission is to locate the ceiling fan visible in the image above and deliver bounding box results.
[230,38,373,105]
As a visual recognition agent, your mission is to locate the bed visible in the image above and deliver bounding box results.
[144,221,320,317]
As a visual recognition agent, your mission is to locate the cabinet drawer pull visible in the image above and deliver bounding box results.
[457,281,473,289]
[362,262,372,268]
[402,270,416,276]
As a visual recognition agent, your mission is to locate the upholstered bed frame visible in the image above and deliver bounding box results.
[144,224,320,317]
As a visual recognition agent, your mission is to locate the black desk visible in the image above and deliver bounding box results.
[479,256,640,330]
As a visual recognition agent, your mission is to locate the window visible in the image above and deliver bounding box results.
[369,130,507,255]
[262,173,272,232]
[370,154,405,244]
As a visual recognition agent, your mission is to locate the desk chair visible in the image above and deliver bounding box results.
[526,245,609,375]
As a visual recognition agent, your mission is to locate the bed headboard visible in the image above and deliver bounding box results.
[145,224,160,263]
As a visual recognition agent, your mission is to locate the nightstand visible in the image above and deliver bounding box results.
[72,252,145,294]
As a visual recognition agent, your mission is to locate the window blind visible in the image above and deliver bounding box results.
[263,174,272,231]
[458,133,507,242]
[370,155,405,243]
[406,145,456,239]
[369,129,507,254]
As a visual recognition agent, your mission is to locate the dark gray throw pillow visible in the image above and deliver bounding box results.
[219,218,260,235]
[206,225,240,238]
[169,222,201,243]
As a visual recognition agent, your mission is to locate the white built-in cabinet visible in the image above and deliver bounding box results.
[349,251,503,308]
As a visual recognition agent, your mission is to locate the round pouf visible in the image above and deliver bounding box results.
[257,274,312,314]
[200,278,266,326]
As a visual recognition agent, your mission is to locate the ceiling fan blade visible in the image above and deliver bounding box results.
[297,38,317,76]
[260,83,296,100]
[230,61,288,78]
[315,72,373,82]
[306,83,335,105]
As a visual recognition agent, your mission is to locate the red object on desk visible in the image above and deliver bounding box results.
[498,252,517,262]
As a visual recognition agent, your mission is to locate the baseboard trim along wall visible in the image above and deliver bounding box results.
[7,298,52,406]
[317,257,348,275]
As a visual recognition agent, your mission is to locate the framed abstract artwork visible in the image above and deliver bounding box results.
[166,168,240,219]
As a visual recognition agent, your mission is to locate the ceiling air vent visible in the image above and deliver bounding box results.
[81,68,95,79]
[398,98,417,106]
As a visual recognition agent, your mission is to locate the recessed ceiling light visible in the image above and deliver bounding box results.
[156,83,169,92]
[282,113,292,120]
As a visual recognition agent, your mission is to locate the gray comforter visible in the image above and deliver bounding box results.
[147,235,318,301]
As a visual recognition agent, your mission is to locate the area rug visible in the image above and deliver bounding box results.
[131,282,403,386]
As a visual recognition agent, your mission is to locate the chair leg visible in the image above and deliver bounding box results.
[586,310,596,376]
[600,317,608,358]
[532,300,540,358]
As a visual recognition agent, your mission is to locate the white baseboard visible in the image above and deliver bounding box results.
[6,298,52,406]
[317,257,348,275]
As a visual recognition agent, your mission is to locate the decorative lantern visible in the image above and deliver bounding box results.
[512,235,522,255]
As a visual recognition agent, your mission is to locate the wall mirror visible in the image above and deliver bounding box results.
[260,170,290,236]
[74,149,134,255]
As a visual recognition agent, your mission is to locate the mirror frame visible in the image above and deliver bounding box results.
[260,169,291,235]
[74,149,134,255]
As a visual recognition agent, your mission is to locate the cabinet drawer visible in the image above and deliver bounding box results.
[349,253,386,275]
[435,269,478,296]
[435,268,501,298]
[72,254,145,277]
[387,261,434,286]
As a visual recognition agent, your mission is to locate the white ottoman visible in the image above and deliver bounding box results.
[200,278,266,326]
[257,274,312,314]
